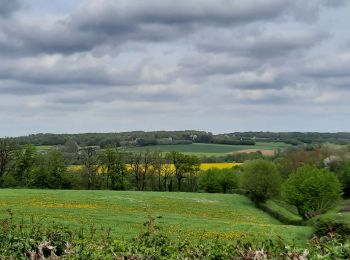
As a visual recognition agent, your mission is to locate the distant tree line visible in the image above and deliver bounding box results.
[225,132,350,145]
[7,131,350,150]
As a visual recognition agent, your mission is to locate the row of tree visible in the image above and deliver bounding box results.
[0,138,202,192]
[11,131,350,147]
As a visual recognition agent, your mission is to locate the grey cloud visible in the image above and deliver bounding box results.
[322,0,347,7]
[304,55,350,79]
[37,73,201,109]
[74,0,346,31]
[289,0,347,22]
[73,0,288,30]
[0,55,176,90]
[224,68,289,90]
[0,0,22,16]
[178,54,258,79]
[196,31,328,58]
[0,18,103,56]
[0,0,342,57]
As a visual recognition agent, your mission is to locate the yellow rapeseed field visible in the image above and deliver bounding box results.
[67,162,241,174]
[200,162,241,170]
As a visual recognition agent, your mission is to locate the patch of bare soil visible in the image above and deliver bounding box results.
[236,149,275,156]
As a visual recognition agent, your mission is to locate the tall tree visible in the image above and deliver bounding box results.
[241,159,282,203]
[29,149,67,189]
[166,152,200,191]
[11,145,37,186]
[100,148,127,190]
[0,138,17,180]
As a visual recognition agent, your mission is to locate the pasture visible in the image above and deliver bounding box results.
[126,142,290,156]
[0,189,311,244]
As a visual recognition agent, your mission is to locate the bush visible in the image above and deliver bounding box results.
[314,218,350,238]
[328,159,350,198]
[282,165,342,218]
[240,160,282,203]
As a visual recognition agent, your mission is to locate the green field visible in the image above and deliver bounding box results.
[35,145,53,151]
[126,142,290,156]
[0,189,311,244]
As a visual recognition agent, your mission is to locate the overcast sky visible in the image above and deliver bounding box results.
[0,0,349,136]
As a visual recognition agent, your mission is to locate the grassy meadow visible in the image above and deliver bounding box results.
[0,189,311,245]
[126,142,290,156]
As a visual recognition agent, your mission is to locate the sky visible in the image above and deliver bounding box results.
[0,0,350,136]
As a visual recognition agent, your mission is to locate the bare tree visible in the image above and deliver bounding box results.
[129,152,143,190]
[140,150,153,191]
[79,147,98,189]
[162,161,174,192]
[129,150,154,190]
[151,151,163,191]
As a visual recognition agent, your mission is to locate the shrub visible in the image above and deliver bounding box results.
[328,159,350,198]
[240,159,282,203]
[2,210,350,259]
[314,218,350,238]
[282,165,342,218]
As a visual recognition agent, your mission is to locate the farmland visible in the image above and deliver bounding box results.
[0,189,312,244]
[126,142,290,156]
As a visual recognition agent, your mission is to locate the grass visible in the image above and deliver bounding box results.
[262,200,303,223]
[126,142,290,156]
[0,189,311,244]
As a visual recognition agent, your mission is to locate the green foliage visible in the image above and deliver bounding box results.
[99,148,127,190]
[13,131,350,149]
[166,151,200,191]
[240,159,282,203]
[198,167,239,193]
[275,146,325,179]
[0,138,18,180]
[282,165,342,218]
[313,217,350,238]
[328,159,350,198]
[29,149,68,189]
[4,145,37,187]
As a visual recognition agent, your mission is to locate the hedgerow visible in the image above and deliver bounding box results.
[1,210,350,259]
